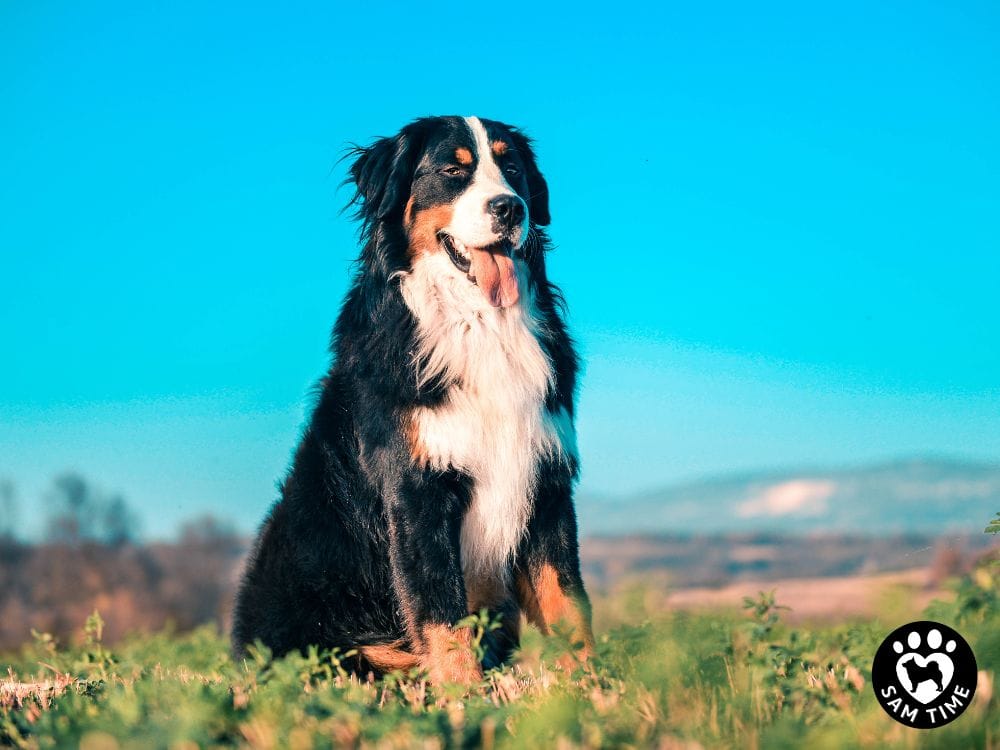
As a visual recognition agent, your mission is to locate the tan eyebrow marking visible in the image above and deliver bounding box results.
[455,147,473,164]
[491,140,509,156]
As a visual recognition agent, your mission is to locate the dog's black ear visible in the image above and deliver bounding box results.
[346,120,430,231]
[507,128,551,226]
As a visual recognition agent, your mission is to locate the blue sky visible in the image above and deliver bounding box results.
[2,1,998,538]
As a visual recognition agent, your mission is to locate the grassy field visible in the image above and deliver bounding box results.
[2,561,998,749]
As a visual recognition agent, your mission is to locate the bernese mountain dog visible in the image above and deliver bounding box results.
[232,115,593,683]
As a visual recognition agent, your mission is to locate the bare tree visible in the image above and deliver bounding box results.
[45,474,93,543]
[44,473,140,545]
[164,514,245,627]
[0,480,16,539]
[101,494,140,547]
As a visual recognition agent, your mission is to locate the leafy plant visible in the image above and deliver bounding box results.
[2,579,998,749]
[455,607,503,665]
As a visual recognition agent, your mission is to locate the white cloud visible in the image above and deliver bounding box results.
[736,479,837,518]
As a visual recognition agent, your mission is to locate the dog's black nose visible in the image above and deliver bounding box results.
[487,194,526,230]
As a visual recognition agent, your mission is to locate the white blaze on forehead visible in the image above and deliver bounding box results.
[465,116,509,191]
[442,117,526,250]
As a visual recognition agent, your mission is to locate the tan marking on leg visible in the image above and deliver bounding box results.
[404,195,415,226]
[404,410,430,467]
[491,140,508,156]
[455,147,473,164]
[516,569,546,630]
[407,205,454,257]
[516,564,594,666]
[421,623,481,684]
[358,641,421,672]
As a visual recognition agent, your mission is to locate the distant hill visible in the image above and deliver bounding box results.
[578,457,1000,535]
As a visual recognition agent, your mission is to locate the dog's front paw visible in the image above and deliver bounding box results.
[427,649,483,685]
[422,624,483,685]
[556,644,595,676]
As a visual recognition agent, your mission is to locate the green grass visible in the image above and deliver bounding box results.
[2,563,998,750]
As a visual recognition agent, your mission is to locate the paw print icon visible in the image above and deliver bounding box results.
[872,620,977,728]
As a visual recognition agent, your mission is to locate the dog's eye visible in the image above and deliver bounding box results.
[505,165,521,177]
[440,166,468,177]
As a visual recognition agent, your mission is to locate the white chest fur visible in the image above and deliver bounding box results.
[399,253,577,579]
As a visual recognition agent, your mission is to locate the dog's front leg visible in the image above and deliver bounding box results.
[516,473,595,670]
[387,469,481,684]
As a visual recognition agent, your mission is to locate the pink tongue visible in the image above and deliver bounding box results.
[470,247,519,308]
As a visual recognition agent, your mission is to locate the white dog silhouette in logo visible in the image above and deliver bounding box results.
[893,627,956,704]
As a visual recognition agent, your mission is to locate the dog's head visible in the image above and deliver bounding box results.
[347,116,549,308]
